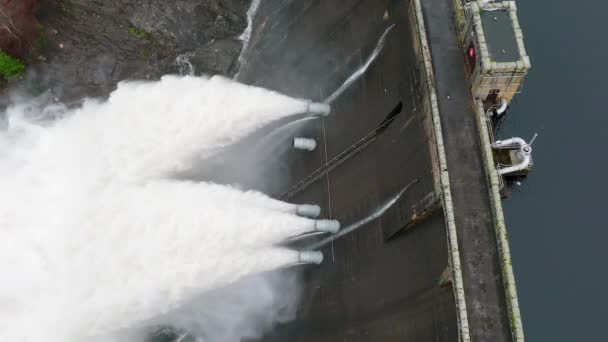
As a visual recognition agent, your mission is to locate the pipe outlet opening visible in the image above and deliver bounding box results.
[293,137,317,151]
[314,219,340,233]
[296,204,321,218]
[307,102,331,116]
[298,251,324,264]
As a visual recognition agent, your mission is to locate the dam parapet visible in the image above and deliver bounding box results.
[416,0,532,340]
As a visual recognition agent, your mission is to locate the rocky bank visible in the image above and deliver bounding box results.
[0,0,40,59]
[1,0,250,101]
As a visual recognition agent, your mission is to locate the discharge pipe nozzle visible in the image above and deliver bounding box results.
[314,219,340,234]
[293,137,317,151]
[307,102,331,116]
[296,204,321,218]
[298,251,324,264]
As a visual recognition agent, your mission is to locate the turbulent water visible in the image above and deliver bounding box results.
[0,75,324,342]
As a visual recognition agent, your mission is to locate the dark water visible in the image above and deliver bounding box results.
[500,0,608,340]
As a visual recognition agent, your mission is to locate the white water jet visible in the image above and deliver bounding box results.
[324,24,396,104]
[60,75,310,183]
[307,178,419,250]
[0,75,327,342]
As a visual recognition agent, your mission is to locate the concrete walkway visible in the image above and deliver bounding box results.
[420,0,512,340]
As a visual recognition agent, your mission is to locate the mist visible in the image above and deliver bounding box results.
[0,75,330,342]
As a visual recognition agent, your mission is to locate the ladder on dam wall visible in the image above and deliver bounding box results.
[281,102,404,201]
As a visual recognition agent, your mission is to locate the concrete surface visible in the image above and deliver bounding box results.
[239,0,459,340]
[420,0,512,340]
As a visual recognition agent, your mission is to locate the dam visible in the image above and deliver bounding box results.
[235,0,530,341]
[0,0,532,340]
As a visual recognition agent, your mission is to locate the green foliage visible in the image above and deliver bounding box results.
[128,26,150,40]
[35,24,48,50]
[141,47,151,59]
[128,26,161,60]
[0,51,25,79]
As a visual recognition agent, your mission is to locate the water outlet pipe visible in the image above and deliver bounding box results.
[298,251,324,264]
[314,219,341,233]
[307,102,331,116]
[293,138,317,151]
[295,204,321,218]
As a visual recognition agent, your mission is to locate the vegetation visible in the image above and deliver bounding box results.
[128,26,150,40]
[128,26,161,59]
[35,24,48,50]
[0,51,26,79]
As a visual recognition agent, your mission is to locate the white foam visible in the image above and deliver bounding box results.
[0,75,315,341]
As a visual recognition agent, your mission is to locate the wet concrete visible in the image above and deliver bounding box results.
[239,0,459,340]
[420,0,512,340]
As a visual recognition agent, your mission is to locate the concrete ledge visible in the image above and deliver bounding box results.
[473,100,525,341]
[410,0,471,341]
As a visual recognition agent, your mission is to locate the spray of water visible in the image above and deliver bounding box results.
[0,75,328,342]
[175,52,196,76]
[256,116,318,152]
[324,25,396,104]
[235,0,262,79]
[175,115,319,195]
[307,178,419,250]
